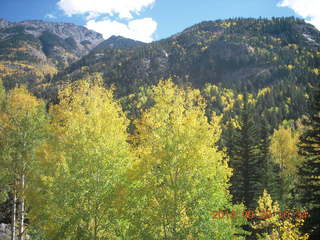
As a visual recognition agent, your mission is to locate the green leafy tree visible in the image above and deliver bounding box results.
[0,79,4,104]
[270,124,302,207]
[129,80,247,240]
[0,78,7,204]
[0,86,47,240]
[28,74,132,240]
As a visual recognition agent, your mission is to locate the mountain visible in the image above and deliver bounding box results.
[1,17,320,126]
[44,17,319,129]
[57,17,320,97]
[0,18,103,88]
[92,35,145,52]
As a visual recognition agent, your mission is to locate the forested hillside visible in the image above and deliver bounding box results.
[57,17,320,94]
[0,17,320,239]
[50,17,320,128]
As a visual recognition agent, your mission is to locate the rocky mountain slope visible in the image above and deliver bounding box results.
[0,18,104,88]
[40,17,318,129]
[56,17,320,98]
[93,35,145,52]
[0,17,319,123]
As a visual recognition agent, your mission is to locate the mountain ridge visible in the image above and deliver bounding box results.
[93,35,145,52]
[0,18,143,89]
[56,17,320,95]
[0,17,319,119]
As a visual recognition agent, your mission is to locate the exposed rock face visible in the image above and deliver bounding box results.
[0,18,10,28]
[0,19,104,57]
[0,18,104,89]
[0,19,103,44]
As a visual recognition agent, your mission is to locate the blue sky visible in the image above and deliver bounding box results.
[0,0,319,42]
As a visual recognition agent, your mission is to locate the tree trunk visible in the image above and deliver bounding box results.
[11,181,16,240]
[94,215,97,240]
[19,173,25,240]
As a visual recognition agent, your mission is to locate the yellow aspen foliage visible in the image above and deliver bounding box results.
[311,68,320,75]
[287,64,295,70]
[0,85,47,240]
[203,84,236,114]
[258,88,271,98]
[252,190,281,233]
[0,79,4,105]
[29,73,132,240]
[270,125,302,175]
[201,45,208,51]
[131,79,247,240]
[269,125,303,206]
[252,190,309,240]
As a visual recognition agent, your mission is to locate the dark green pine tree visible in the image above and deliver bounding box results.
[297,84,320,239]
[230,93,261,209]
[256,117,280,202]
[223,121,237,160]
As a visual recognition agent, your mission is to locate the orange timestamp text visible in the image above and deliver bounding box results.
[212,209,309,220]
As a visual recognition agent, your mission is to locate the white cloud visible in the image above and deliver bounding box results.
[58,0,155,19]
[86,12,100,21]
[85,18,157,42]
[277,0,320,29]
[57,0,158,42]
[45,13,57,19]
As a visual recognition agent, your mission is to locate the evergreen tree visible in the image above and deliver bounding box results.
[257,118,279,201]
[223,121,237,160]
[231,93,261,209]
[297,84,320,239]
